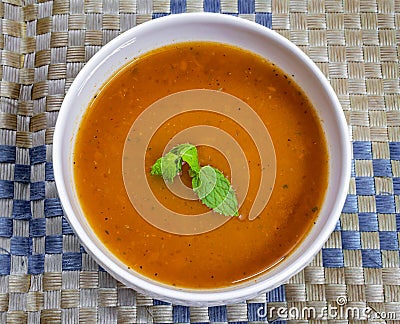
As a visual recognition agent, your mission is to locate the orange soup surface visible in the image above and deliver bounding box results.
[74,42,329,289]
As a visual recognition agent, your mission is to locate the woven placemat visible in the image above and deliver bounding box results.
[1,0,400,323]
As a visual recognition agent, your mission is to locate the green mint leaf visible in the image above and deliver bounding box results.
[150,157,163,176]
[171,143,200,174]
[151,144,239,216]
[150,152,182,181]
[193,166,239,216]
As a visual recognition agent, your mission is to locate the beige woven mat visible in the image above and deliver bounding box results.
[1,0,400,323]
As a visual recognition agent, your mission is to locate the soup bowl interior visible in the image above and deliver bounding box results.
[53,13,351,306]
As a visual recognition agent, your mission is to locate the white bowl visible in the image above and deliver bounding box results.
[53,12,351,306]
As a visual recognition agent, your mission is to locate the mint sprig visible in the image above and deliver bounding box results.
[150,144,239,217]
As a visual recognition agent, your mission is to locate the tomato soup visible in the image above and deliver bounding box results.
[73,42,329,288]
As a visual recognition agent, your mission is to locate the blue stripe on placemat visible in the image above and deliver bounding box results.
[379,231,399,250]
[30,218,46,237]
[0,255,10,275]
[62,252,82,270]
[45,162,54,181]
[62,217,74,234]
[12,200,32,219]
[204,0,220,13]
[0,145,16,163]
[393,177,400,195]
[171,0,186,14]
[31,181,45,200]
[28,254,45,274]
[173,305,190,323]
[209,305,227,322]
[355,177,375,195]
[353,141,372,160]
[375,195,395,213]
[10,236,31,255]
[389,142,400,160]
[396,214,400,232]
[153,299,170,306]
[14,164,31,183]
[255,12,272,28]
[342,194,358,213]
[45,235,63,254]
[0,180,14,199]
[0,217,13,237]
[351,159,356,177]
[153,13,170,19]
[44,198,63,217]
[30,145,47,165]
[152,5,272,31]
[341,231,361,249]
[358,213,378,231]
[334,219,342,231]
[267,285,286,302]
[238,0,255,14]
[361,249,382,268]
[322,248,344,267]
[247,303,264,321]
[372,159,392,177]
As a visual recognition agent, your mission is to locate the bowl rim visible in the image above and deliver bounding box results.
[53,12,351,306]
